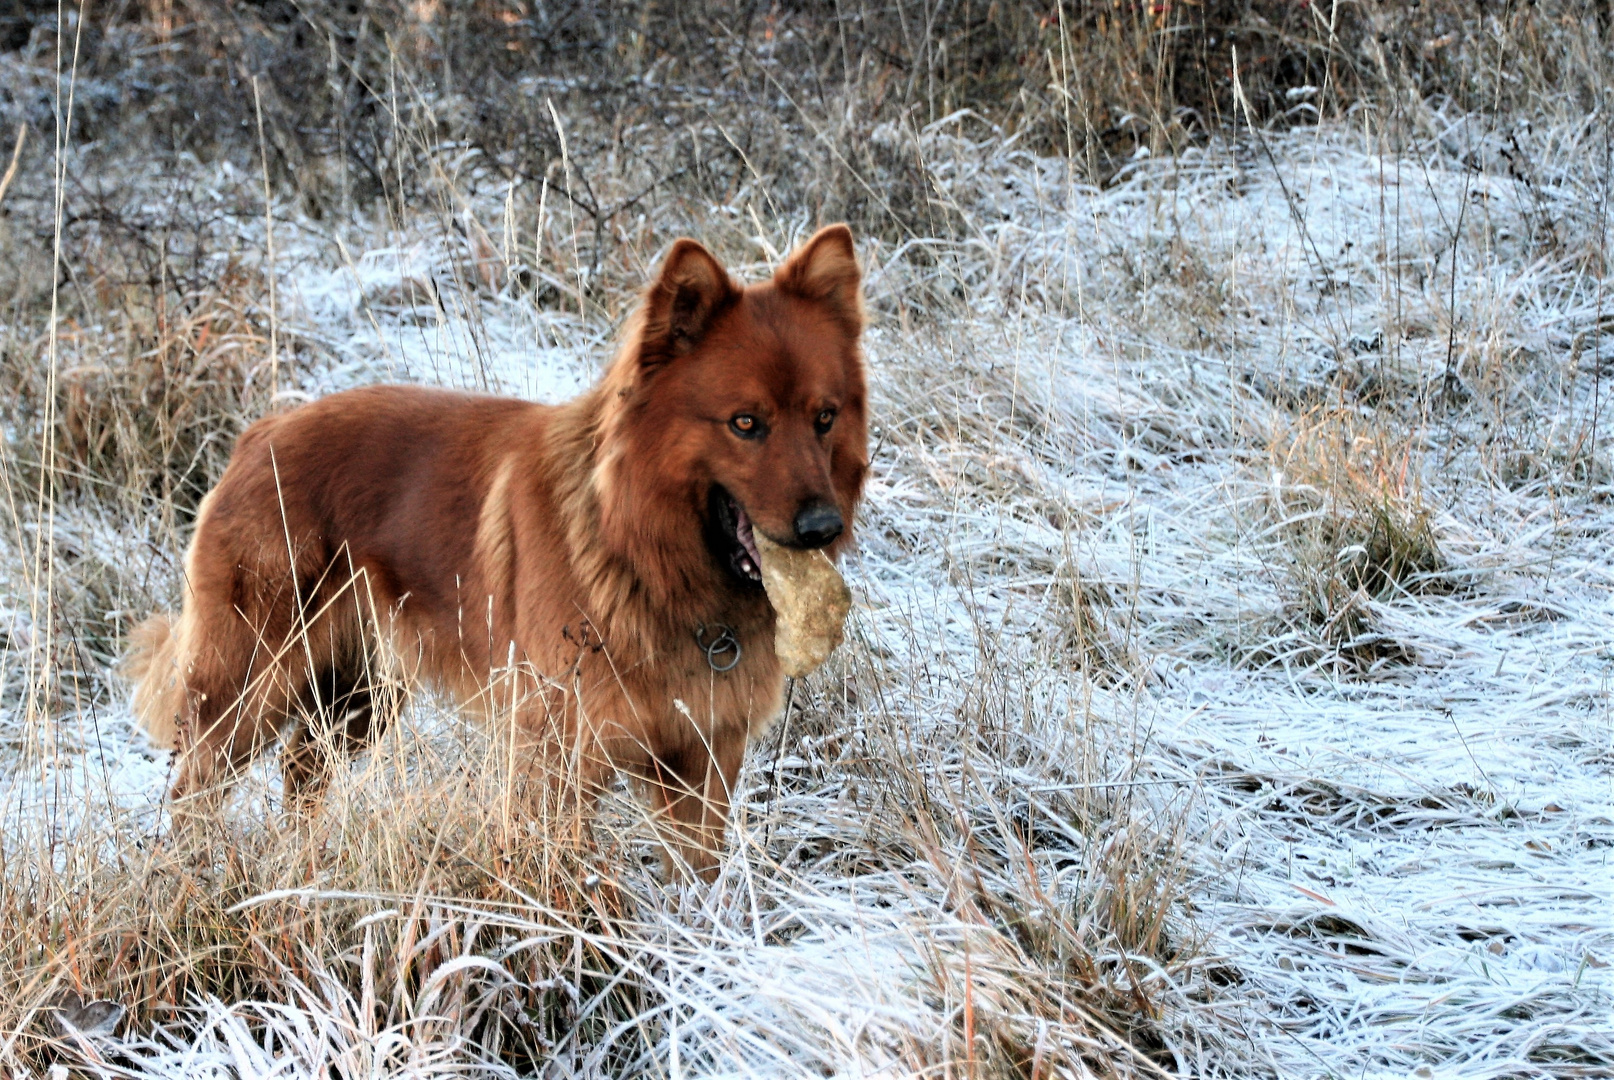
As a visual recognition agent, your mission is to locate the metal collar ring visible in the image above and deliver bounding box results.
[695,622,741,672]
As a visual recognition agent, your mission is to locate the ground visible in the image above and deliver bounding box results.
[3,98,1612,1080]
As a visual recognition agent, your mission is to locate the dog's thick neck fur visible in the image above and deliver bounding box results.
[539,325,764,661]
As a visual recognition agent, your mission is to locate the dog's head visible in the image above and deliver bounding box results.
[597,225,868,598]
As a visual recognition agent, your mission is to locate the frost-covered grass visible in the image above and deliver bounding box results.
[4,94,1614,1079]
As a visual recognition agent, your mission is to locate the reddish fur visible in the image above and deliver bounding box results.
[126,226,868,878]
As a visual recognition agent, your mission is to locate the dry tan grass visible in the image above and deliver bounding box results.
[1256,407,1447,674]
[27,269,287,507]
[0,723,628,1070]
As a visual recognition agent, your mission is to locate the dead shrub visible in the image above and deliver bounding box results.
[1254,410,1445,673]
[2,262,294,516]
[22,0,1602,266]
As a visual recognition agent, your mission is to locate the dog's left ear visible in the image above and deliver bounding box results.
[775,224,863,332]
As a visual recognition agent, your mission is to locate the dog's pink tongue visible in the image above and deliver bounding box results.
[735,505,763,565]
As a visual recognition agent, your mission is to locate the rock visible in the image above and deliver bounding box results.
[755,533,852,678]
[50,991,125,1038]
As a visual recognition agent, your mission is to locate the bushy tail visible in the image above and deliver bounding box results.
[125,613,184,750]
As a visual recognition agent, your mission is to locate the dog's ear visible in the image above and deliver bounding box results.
[775,224,862,331]
[639,239,736,369]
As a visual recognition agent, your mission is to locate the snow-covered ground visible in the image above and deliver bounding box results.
[4,114,1613,1077]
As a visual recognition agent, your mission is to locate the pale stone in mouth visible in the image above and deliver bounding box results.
[754,531,852,678]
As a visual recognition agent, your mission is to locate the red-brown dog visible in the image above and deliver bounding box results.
[128,226,868,878]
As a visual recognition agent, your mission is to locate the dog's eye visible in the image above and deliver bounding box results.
[814,409,837,434]
[730,414,763,438]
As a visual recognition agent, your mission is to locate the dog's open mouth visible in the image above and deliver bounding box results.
[707,485,764,585]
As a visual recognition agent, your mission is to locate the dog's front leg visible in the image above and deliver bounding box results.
[641,734,745,883]
[498,710,615,872]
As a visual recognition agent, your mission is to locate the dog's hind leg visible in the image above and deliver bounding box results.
[168,660,298,831]
[280,659,392,810]
[280,668,370,807]
[167,577,327,825]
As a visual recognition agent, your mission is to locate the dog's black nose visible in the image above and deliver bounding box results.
[793,503,843,548]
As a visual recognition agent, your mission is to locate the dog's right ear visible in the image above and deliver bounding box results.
[637,239,736,371]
